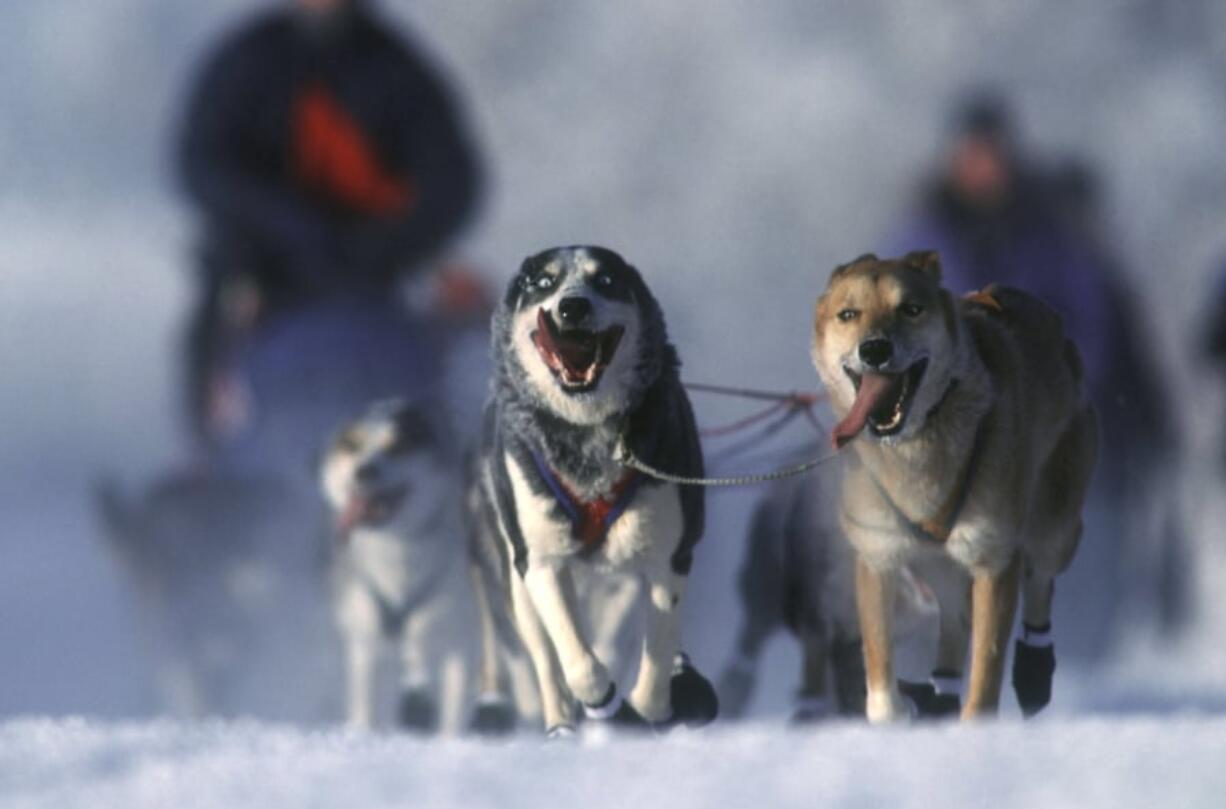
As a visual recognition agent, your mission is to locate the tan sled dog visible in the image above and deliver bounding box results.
[810,251,1097,721]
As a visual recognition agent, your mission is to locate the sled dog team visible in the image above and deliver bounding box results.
[321,245,1097,735]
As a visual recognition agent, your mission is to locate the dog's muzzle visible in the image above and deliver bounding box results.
[530,307,625,393]
[831,357,929,448]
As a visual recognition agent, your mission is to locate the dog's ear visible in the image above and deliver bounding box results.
[903,250,942,282]
[829,252,877,282]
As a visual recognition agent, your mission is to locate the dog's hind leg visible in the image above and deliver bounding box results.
[510,569,576,734]
[961,553,1020,719]
[907,558,969,718]
[337,586,382,729]
[396,608,440,734]
[718,500,784,720]
[829,634,866,717]
[1014,407,1096,717]
[792,624,831,722]
[467,562,518,734]
[1012,559,1058,718]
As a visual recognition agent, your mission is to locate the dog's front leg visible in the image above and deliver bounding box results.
[521,562,613,710]
[627,571,686,723]
[590,574,640,672]
[509,570,573,733]
[342,633,380,729]
[962,553,1020,719]
[337,586,382,729]
[856,558,908,722]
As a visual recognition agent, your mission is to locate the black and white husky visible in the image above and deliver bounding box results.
[470,245,717,737]
[320,399,477,733]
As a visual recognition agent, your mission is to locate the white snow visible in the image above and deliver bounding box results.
[3,715,1225,809]
[4,1,1226,805]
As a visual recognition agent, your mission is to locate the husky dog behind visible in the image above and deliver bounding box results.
[718,471,946,722]
[810,251,1098,721]
[717,472,864,721]
[320,399,478,732]
[470,245,717,737]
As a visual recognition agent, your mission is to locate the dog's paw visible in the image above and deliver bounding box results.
[1012,640,1056,717]
[397,688,438,734]
[564,657,613,707]
[898,680,961,720]
[669,653,719,728]
[545,724,578,741]
[865,687,912,723]
[581,683,621,721]
[470,694,517,736]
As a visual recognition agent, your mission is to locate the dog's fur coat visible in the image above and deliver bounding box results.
[470,246,710,734]
[320,400,477,732]
[810,251,1098,721]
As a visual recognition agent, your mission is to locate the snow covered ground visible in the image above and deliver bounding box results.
[4,1,1226,805]
[5,714,1226,809]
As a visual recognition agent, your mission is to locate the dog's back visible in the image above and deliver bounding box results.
[964,284,1090,440]
[961,284,1098,572]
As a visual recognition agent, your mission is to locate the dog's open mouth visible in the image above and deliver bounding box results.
[831,358,929,448]
[336,484,408,538]
[531,308,625,393]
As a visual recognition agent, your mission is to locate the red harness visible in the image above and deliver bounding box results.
[559,472,639,547]
[530,450,642,549]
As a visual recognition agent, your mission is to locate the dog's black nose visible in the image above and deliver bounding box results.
[858,339,893,368]
[557,296,593,324]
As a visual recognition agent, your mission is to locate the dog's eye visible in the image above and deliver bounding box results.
[595,273,614,288]
[837,308,860,322]
[524,274,554,294]
[900,302,924,318]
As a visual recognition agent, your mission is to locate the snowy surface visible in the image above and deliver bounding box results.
[5,715,1226,809]
[4,1,1226,806]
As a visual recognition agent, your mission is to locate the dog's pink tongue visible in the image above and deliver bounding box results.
[831,373,894,450]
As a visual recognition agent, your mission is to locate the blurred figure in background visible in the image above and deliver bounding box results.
[97,0,487,720]
[887,92,1184,662]
[177,0,483,455]
[888,94,1111,383]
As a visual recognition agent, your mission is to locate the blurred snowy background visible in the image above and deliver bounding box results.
[3,0,1226,752]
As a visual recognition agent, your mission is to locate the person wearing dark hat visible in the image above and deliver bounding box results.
[176,0,483,448]
[882,91,1186,666]
[888,92,1112,395]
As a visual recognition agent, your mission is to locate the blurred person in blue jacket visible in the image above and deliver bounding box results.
[887,92,1184,659]
[887,95,1113,389]
[176,0,482,449]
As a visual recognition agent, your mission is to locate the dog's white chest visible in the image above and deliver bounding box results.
[504,453,682,569]
[602,481,682,567]
[344,527,448,608]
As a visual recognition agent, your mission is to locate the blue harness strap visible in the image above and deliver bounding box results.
[530,449,643,549]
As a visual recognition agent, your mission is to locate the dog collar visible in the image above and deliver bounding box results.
[530,450,642,549]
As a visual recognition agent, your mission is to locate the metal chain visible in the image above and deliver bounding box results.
[606,380,838,486]
[613,439,843,487]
